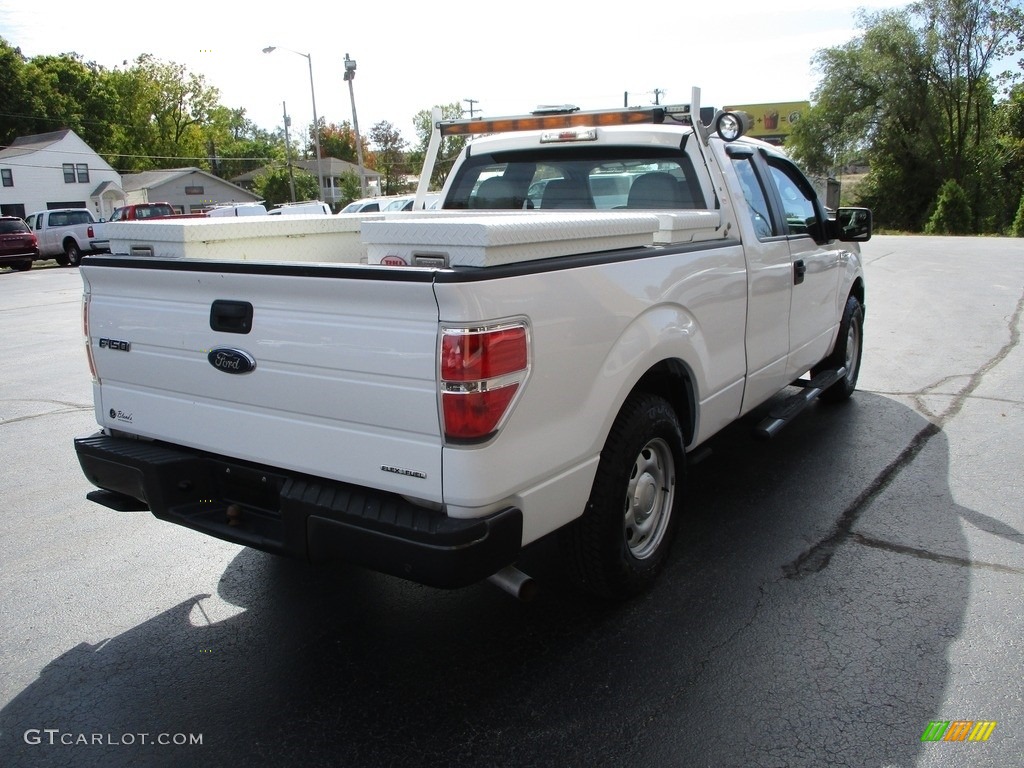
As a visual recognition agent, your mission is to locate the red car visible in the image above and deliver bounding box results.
[0,216,38,272]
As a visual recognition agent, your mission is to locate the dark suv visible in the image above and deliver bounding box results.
[0,216,38,272]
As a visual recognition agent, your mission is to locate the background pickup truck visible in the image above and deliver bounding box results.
[74,91,872,601]
[107,202,209,221]
[24,208,107,266]
[89,203,208,252]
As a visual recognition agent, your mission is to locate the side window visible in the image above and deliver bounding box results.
[730,155,774,239]
[767,160,820,237]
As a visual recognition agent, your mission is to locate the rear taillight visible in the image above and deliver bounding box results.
[440,322,529,442]
[83,292,97,382]
[87,225,95,238]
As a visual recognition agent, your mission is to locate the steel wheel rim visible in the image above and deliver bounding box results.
[623,437,675,560]
[844,316,861,384]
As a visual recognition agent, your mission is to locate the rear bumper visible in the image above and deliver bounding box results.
[0,250,37,262]
[74,433,523,589]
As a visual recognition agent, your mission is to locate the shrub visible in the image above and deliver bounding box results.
[924,179,973,235]
[1012,191,1024,237]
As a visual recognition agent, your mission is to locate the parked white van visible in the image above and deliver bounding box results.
[206,203,268,218]
[267,201,331,216]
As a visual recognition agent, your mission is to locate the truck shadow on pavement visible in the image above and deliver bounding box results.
[0,392,981,767]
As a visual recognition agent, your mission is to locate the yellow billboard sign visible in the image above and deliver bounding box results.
[722,101,810,139]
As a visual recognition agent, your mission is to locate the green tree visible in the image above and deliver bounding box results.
[789,0,1024,232]
[410,103,469,190]
[991,84,1024,231]
[21,53,117,152]
[203,106,284,180]
[252,165,319,208]
[103,54,221,172]
[0,40,121,150]
[0,38,34,144]
[369,120,409,196]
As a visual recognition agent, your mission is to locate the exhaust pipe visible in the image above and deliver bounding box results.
[487,565,538,602]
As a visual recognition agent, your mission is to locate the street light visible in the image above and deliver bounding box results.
[263,45,325,201]
[343,53,367,197]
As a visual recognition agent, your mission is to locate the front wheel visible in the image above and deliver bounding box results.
[14,259,32,271]
[559,393,684,599]
[813,294,864,403]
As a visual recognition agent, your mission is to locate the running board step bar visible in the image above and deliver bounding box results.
[754,367,847,439]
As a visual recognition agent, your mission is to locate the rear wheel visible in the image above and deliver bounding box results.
[64,240,82,267]
[14,260,32,271]
[560,393,684,599]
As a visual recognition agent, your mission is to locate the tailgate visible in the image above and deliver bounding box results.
[81,258,444,501]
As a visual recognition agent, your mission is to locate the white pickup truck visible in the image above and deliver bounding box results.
[74,92,871,599]
[24,208,107,266]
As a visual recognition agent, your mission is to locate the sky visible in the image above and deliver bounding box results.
[0,0,912,146]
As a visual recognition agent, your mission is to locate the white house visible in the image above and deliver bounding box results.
[0,129,125,220]
[232,157,382,206]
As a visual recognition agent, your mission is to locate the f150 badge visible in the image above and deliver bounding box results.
[208,348,257,374]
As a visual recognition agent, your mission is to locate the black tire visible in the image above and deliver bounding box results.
[64,240,82,267]
[559,393,684,599]
[15,260,32,271]
[813,294,864,403]
[54,254,70,267]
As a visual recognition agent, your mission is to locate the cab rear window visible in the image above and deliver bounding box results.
[445,146,705,212]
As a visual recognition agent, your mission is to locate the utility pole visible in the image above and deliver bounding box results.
[652,88,664,106]
[344,53,367,197]
[282,101,296,202]
[463,98,479,118]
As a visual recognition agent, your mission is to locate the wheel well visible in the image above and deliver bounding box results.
[632,360,695,446]
[851,277,865,311]
[63,237,79,250]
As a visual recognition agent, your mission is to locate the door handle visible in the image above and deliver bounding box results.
[794,260,806,285]
[210,300,253,334]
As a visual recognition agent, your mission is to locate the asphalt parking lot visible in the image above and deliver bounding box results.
[1,237,1022,767]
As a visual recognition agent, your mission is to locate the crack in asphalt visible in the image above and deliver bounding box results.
[0,399,93,426]
[851,533,1024,576]
[783,288,1024,579]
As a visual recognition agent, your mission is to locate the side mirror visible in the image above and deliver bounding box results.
[830,207,872,242]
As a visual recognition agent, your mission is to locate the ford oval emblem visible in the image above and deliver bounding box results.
[208,348,257,374]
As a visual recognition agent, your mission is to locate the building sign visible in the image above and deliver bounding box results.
[184,186,204,195]
[722,101,810,141]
